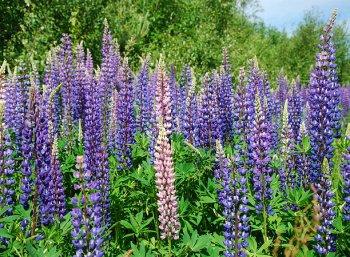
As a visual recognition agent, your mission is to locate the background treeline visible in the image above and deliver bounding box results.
[1,0,349,85]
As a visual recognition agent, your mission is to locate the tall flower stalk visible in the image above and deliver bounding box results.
[154,123,180,240]
[214,140,250,257]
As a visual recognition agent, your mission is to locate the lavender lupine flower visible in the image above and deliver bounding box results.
[135,55,150,134]
[48,136,66,221]
[181,65,198,145]
[250,94,273,215]
[341,124,350,221]
[116,58,135,169]
[218,49,234,144]
[214,141,250,257]
[154,123,180,240]
[309,11,339,183]
[288,79,302,143]
[169,64,182,134]
[314,158,336,255]
[196,73,220,148]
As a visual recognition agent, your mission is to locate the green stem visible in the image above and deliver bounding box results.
[168,237,172,257]
[263,200,268,242]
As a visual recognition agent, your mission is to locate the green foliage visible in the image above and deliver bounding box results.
[1,1,349,84]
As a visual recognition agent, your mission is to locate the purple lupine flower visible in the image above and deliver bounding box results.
[288,79,302,143]
[295,122,311,189]
[314,158,336,255]
[74,42,86,121]
[71,156,105,257]
[340,86,350,116]
[48,136,66,221]
[107,89,119,152]
[279,100,295,194]
[100,20,120,144]
[218,49,234,145]
[323,16,341,139]
[247,58,264,104]
[100,19,119,94]
[99,144,111,230]
[13,65,30,149]
[196,73,220,148]
[58,34,76,147]
[214,140,249,257]
[169,64,182,134]
[43,48,61,133]
[262,71,278,150]
[233,67,253,149]
[0,103,16,216]
[19,87,36,211]
[148,68,158,163]
[274,68,289,119]
[35,91,53,226]
[135,55,150,134]
[116,58,135,169]
[180,65,198,145]
[154,123,180,240]
[250,93,273,214]
[300,84,309,107]
[341,124,350,221]
[83,62,103,179]
[302,101,311,133]
[309,10,338,183]
[4,72,17,132]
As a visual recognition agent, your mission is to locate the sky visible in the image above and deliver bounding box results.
[257,0,350,33]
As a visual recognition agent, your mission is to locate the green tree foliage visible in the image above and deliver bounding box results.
[0,0,349,84]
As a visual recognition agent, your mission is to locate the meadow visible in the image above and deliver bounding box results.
[0,9,349,257]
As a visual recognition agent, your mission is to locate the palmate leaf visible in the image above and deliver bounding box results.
[130,241,154,257]
[182,228,211,253]
[246,236,273,257]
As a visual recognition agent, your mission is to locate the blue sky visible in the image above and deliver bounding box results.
[257,0,350,33]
